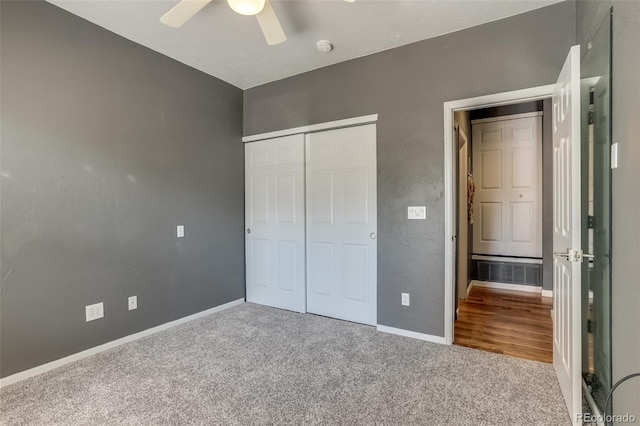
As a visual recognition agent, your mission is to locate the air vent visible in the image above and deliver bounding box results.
[473,260,542,287]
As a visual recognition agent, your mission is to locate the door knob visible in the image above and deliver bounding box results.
[247,228,251,234]
[370,232,377,239]
[554,249,594,262]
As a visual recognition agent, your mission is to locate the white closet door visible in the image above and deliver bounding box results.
[473,116,542,257]
[245,135,306,313]
[305,124,377,326]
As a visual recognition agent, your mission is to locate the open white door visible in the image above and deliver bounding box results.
[552,45,582,424]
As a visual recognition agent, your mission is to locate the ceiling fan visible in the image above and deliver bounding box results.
[160,0,354,46]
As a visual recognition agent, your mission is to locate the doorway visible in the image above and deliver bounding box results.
[445,41,614,422]
[451,100,553,363]
[444,85,554,342]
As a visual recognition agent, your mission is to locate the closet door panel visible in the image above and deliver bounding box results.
[306,124,377,326]
[472,116,542,257]
[245,134,306,312]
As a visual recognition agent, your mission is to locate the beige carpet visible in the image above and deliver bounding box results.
[0,303,571,425]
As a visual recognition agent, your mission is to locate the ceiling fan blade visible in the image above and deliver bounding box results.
[255,0,286,46]
[160,0,212,28]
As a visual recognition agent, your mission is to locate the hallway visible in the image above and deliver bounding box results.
[454,286,553,363]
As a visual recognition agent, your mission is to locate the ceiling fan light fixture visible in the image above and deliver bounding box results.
[227,0,265,16]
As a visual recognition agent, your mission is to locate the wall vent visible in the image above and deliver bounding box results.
[472,260,542,287]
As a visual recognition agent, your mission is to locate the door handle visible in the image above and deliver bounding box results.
[370,232,377,239]
[554,249,595,262]
[247,228,251,234]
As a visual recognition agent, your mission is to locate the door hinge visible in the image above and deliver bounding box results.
[587,319,593,333]
[587,215,595,229]
[588,110,594,125]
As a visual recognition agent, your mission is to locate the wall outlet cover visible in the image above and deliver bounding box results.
[85,302,104,322]
[128,296,137,311]
[177,225,185,238]
[408,206,427,220]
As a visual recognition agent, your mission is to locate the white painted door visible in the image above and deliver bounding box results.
[457,131,469,300]
[473,116,542,257]
[552,45,582,424]
[245,134,306,313]
[306,125,377,325]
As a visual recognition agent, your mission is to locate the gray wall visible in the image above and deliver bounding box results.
[244,1,575,336]
[576,0,640,421]
[0,0,245,377]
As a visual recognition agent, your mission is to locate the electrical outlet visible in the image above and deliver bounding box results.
[177,225,185,238]
[128,296,137,311]
[401,293,410,306]
[408,206,426,220]
[85,302,104,322]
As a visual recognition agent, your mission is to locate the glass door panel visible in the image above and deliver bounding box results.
[580,8,612,414]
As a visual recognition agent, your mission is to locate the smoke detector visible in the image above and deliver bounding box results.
[316,40,333,53]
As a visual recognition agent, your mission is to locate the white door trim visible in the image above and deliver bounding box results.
[443,84,554,345]
[242,114,379,143]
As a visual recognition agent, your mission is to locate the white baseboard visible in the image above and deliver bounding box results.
[541,289,553,298]
[376,325,447,345]
[470,280,542,294]
[0,298,245,388]
[465,282,473,299]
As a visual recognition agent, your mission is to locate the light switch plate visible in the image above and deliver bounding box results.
[611,143,618,169]
[177,225,185,238]
[408,206,426,220]
[401,293,410,306]
[128,296,137,311]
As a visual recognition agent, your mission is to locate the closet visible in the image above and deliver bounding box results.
[472,115,542,258]
[245,123,377,325]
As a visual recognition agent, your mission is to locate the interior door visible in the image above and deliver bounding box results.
[245,134,306,313]
[552,45,582,424]
[473,116,542,257]
[457,131,469,300]
[305,124,377,326]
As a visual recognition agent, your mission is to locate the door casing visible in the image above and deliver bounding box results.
[443,84,555,345]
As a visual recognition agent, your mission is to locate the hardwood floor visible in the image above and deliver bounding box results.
[454,285,553,363]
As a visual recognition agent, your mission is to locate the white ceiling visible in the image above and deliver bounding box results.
[47,0,564,89]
